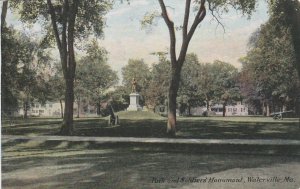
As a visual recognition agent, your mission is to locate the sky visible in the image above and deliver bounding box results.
[5,0,269,79]
[102,0,269,76]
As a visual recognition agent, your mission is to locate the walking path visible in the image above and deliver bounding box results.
[3,135,300,145]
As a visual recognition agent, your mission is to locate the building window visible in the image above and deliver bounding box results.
[241,108,243,112]
[49,104,53,108]
[39,110,44,114]
[35,104,39,108]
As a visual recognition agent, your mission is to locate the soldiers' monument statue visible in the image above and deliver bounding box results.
[127,78,142,111]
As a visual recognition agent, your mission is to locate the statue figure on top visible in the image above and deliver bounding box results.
[131,77,137,93]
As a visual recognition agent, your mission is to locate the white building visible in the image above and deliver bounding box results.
[189,101,249,116]
[210,102,248,116]
[19,102,63,117]
[18,101,98,117]
[225,101,248,116]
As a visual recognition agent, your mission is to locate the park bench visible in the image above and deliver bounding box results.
[108,104,119,126]
[270,110,294,120]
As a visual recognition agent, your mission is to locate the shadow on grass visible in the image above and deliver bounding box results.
[73,118,300,140]
[2,117,300,140]
[2,139,300,189]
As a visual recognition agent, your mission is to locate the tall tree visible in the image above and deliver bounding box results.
[197,63,218,111]
[240,18,300,116]
[10,0,112,135]
[1,27,20,115]
[143,0,256,135]
[268,0,300,78]
[76,41,118,117]
[145,54,170,111]
[178,53,205,115]
[211,61,240,117]
[1,27,50,117]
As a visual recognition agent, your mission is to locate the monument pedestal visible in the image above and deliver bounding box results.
[127,93,142,111]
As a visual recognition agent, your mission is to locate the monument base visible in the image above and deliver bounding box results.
[127,92,142,111]
[127,105,142,111]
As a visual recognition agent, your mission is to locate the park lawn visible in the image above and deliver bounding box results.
[2,112,300,188]
[2,138,300,189]
[2,111,300,139]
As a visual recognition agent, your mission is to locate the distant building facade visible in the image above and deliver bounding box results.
[18,102,63,117]
[158,101,249,116]
[224,101,248,116]
[17,101,98,117]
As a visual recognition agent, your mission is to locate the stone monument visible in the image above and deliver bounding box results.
[127,78,142,111]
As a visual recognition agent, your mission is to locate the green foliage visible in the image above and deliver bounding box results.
[107,86,130,112]
[9,0,112,41]
[206,0,257,16]
[75,40,118,107]
[48,62,65,102]
[1,26,51,115]
[240,9,300,113]
[1,27,20,113]
[206,60,240,104]
[178,53,205,115]
[145,56,170,110]
[267,0,300,77]
[140,11,160,29]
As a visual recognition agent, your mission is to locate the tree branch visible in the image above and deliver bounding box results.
[187,0,206,41]
[47,0,67,77]
[208,1,225,33]
[47,0,62,50]
[182,0,191,40]
[178,0,206,65]
[158,0,177,65]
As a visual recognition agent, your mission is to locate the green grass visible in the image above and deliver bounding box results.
[2,111,300,139]
[2,138,300,189]
[2,112,300,188]
[116,111,165,120]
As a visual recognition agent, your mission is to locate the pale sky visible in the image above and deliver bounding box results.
[5,0,269,79]
[102,0,269,75]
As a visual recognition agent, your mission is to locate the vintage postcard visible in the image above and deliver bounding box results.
[1,0,300,188]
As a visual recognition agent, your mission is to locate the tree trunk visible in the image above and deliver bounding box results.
[287,0,300,78]
[60,78,74,135]
[266,102,270,117]
[47,0,78,135]
[206,98,210,111]
[60,99,64,118]
[222,102,226,117]
[262,101,266,116]
[1,1,8,29]
[158,0,206,136]
[23,101,28,119]
[77,96,80,118]
[97,102,101,116]
[167,67,181,136]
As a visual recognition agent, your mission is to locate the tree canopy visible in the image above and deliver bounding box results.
[9,0,112,134]
[240,5,300,115]
[1,26,51,117]
[75,41,118,116]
